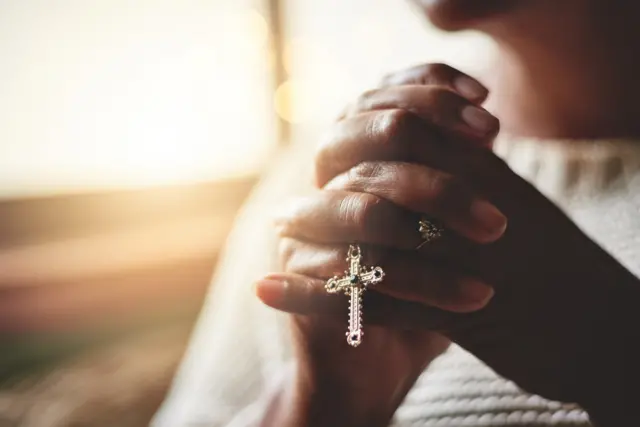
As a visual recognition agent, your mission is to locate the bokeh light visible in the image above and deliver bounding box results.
[0,1,274,196]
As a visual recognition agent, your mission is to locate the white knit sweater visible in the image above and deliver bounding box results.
[152,136,640,427]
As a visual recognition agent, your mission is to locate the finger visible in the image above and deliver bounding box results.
[316,109,451,187]
[317,109,434,186]
[275,190,423,250]
[380,63,489,103]
[337,63,488,120]
[254,272,432,329]
[278,237,463,277]
[255,272,434,330]
[346,85,498,140]
[326,161,507,243]
[315,108,496,187]
[254,272,488,329]
[278,239,494,313]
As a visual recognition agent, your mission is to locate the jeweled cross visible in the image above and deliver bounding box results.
[325,244,385,347]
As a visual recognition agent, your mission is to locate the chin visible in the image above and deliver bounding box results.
[413,0,520,31]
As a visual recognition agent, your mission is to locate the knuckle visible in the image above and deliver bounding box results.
[339,192,384,236]
[372,109,415,147]
[348,161,384,182]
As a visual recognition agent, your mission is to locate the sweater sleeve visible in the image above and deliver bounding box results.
[151,143,314,427]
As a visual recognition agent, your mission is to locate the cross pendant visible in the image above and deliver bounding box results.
[325,244,385,347]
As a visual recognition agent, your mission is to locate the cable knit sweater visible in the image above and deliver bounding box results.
[152,136,640,427]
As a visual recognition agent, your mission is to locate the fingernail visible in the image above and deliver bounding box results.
[254,277,288,307]
[461,105,498,134]
[470,199,507,239]
[454,76,488,102]
[458,279,495,306]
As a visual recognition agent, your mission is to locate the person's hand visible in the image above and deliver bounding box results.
[257,63,640,424]
[255,64,497,427]
[258,299,449,427]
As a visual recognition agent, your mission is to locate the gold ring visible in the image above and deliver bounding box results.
[417,216,444,249]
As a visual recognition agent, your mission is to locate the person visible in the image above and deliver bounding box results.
[153,1,640,426]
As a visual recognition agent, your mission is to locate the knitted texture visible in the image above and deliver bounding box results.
[153,137,640,427]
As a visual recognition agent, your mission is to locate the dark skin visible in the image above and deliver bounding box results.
[255,1,640,426]
[259,66,494,427]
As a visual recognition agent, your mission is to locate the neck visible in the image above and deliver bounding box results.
[481,2,640,139]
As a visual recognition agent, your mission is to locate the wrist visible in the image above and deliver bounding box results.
[574,263,640,425]
[275,361,400,427]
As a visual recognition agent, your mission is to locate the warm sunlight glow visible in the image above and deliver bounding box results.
[0,1,274,196]
[274,81,297,124]
[275,72,353,125]
[281,2,495,139]
[278,37,355,124]
[283,37,335,77]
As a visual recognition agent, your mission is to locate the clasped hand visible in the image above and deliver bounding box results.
[255,63,640,423]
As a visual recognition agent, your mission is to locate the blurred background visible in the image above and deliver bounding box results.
[0,0,492,425]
